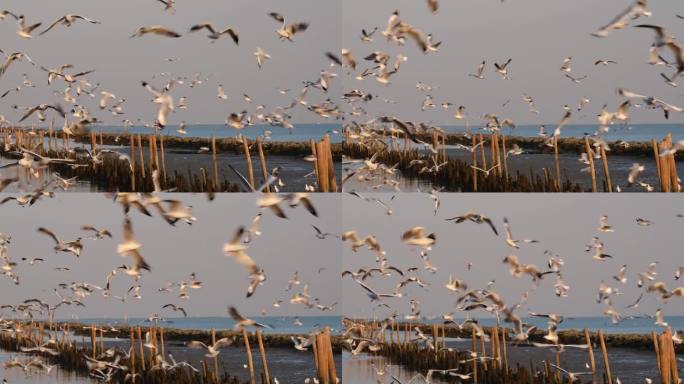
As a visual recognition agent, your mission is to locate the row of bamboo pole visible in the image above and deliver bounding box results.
[349,319,633,384]
[310,134,338,192]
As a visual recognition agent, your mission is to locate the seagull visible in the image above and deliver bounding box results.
[254,47,271,69]
[592,0,651,37]
[40,15,100,35]
[141,81,174,128]
[494,59,512,79]
[360,27,377,42]
[445,212,498,235]
[189,24,239,44]
[131,26,181,38]
[598,215,614,232]
[312,225,337,240]
[269,12,309,41]
[14,15,42,38]
[594,59,617,66]
[0,52,35,79]
[503,217,538,249]
[468,60,486,79]
[37,228,83,257]
[228,306,271,330]
[223,226,265,297]
[162,304,188,317]
[187,338,233,358]
[117,219,151,278]
[81,225,112,240]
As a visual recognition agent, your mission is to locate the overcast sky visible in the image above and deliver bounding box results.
[2,1,682,129]
[0,0,341,126]
[342,193,684,319]
[0,193,341,319]
[342,0,684,125]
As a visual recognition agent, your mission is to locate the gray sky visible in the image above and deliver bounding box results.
[0,193,341,318]
[0,0,341,125]
[342,193,684,318]
[342,0,684,125]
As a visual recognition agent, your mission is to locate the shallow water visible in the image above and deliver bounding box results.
[96,123,343,143]
[0,350,95,384]
[344,341,663,384]
[74,315,342,335]
[345,146,671,193]
[0,144,342,193]
[444,124,684,142]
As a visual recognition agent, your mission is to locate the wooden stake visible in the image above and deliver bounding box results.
[600,145,613,192]
[653,138,663,191]
[584,136,597,192]
[256,137,270,192]
[471,135,478,192]
[256,331,271,384]
[553,136,561,191]
[242,137,255,189]
[137,134,145,179]
[242,328,256,384]
[129,134,136,191]
[211,136,219,190]
[598,330,612,384]
[585,328,596,375]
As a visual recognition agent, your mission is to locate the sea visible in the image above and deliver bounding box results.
[69,315,342,335]
[441,123,684,142]
[94,123,343,143]
[385,315,684,335]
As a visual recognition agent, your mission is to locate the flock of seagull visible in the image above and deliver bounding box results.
[342,192,684,383]
[342,0,684,193]
[0,0,345,194]
[0,192,342,383]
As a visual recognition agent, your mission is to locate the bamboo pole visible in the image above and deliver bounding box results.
[325,327,338,384]
[585,328,596,375]
[471,135,478,192]
[129,328,136,383]
[479,134,487,169]
[653,138,663,191]
[256,331,271,384]
[129,134,136,191]
[553,136,561,191]
[660,333,671,384]
[600,145,613,192]
[325,135,338,192]
[584,136,597,192]
[501,135,509,181]
[159,134,167,185]
[669,329,680,384]
[242,137,255,189]
[470,326,477,384]
[256,137,270,192]
[432,130,439,165]
[242,328,256,384]
[211,328,219,382]
[598,330,612,384]
[137,134,145,179]
[501,328,508,373]
[91,327,96,358]
[310,139,320,190]
[137,327,145,370]
[316,333,330,384]
[667,134,680,192]
[431,322,438,357]
[211,136,219,190]
[316,141,330,192]
[653,331,662,378]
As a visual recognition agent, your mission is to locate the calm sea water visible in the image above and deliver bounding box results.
[443,123,684,142]
[401,315,684,335]
[71,315,342,335]
[94,123,343,142]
